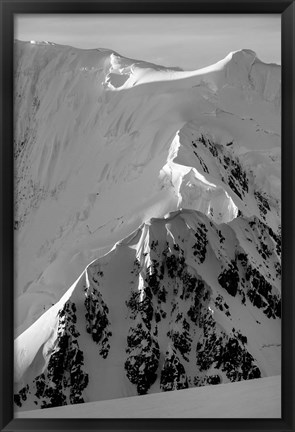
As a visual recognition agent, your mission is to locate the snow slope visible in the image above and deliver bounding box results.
[14,41,281,412]
[16,375,281,418]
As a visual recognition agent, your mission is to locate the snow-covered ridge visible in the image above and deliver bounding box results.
[14,41,281,412]
[104,47,280,97]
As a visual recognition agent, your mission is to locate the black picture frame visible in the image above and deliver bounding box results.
[1,1,294,431]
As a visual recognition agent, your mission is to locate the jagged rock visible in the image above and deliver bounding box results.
[218,261,239,297]
[160,348,188,392]
[15,301,89,409]
[84,283,112,358]
[125,323,160,395]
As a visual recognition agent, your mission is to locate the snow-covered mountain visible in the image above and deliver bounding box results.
[13,41,281,411]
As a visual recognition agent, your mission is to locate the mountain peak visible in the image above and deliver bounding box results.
[227,48,257,59]
[13,40,281,413]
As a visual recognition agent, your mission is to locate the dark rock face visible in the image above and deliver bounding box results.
[215,294,231,317]
[168,323,192,362]
[193,150,209,174]
[206,374,221,385]
[198,134,219,158]
[84,269,112,359]
[218,261,239,297]
[14,385,29,407]
[246,265,281,319]
[125,323,160,395]
[124,226,269,397]
[215,217,281,319]
[125,254,164,395]
[224,155,248,199]
[160,349,189,391]
[255,191,270,217]
[14,207,281,408]
[14,301,89,409]
[191,134,249,201]
[194,309,261,383]
[193,223,208,263]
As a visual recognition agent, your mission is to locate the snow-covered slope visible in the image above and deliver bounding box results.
[14,41,281,412]
[16,375,281,418]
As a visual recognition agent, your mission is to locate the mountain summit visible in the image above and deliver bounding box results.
[14,42,281,411]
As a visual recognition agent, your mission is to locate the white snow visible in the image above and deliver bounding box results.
[15,375,281,418]
[14,43,280,333]
[13,41,281,413]
[14,209,281,407]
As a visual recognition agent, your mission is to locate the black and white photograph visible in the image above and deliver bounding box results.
[12,13,282,419]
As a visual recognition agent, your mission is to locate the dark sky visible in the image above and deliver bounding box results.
[15,14,281,70]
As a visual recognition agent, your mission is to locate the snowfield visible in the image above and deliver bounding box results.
[16,375,281,418]
[14,41,281,415]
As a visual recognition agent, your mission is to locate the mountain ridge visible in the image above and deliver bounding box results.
[14,42,281,411]
[15,208,281,409]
